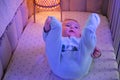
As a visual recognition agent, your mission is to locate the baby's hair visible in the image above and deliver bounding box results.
[63,19,78,23]
[62,19,80,27]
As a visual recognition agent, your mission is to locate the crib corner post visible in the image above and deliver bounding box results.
[33,0,36,23]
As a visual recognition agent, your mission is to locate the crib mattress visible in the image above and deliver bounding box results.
[3,12,119,80]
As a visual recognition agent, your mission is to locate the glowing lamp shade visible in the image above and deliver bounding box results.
[33,0,62,22]
[35,0,60,9]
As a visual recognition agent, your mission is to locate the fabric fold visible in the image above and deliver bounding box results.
[0,0,24,37]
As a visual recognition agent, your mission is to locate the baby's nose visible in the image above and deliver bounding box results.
[70,25,74,29]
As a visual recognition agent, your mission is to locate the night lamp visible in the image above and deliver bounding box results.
[33,0,62,22]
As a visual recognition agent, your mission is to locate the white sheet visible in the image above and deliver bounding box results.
[3,12,119,80]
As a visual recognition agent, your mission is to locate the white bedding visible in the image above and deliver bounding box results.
[0,0,24,37]
[3,12,119,80]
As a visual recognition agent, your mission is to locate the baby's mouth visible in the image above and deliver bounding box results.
[69,30,74,33]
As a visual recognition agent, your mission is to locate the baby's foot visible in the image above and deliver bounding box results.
[91,48,101,59]
[88,13,100,27]
[44,16,52,32]
[86,13,100,31]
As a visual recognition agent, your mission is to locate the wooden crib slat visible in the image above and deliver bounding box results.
[113,10,120,55]
[107,0,115,29]
[111,0,119,40]
[107,0,120,74]
[118,44,120,72]
[110,0,116,37]
[116,42,120,62]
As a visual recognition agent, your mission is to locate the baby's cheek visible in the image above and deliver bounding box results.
[76,30,80,34]
[62,30,68,36]
[76,31,81,37]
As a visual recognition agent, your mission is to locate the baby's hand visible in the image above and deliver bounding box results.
[91,47,101,59]
[44,16,52,32]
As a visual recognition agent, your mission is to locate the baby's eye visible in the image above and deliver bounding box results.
[65,24,71,27]
[75,26,78,29]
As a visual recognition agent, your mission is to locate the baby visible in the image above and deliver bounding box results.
[43,13,101,79]
[62,19,101,58]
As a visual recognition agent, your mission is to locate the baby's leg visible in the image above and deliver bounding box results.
[43,16,62,71]
[77,13,100,72]
[79,13,100,54]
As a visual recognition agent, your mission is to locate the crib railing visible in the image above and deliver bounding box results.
[107,0,120,72]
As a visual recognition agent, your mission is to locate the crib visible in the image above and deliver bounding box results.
[0,0,120,80]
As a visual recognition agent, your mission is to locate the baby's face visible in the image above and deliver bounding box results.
[62,20,80,38]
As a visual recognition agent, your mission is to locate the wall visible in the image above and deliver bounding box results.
[27,0,109,18]
[62,0,108,15]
